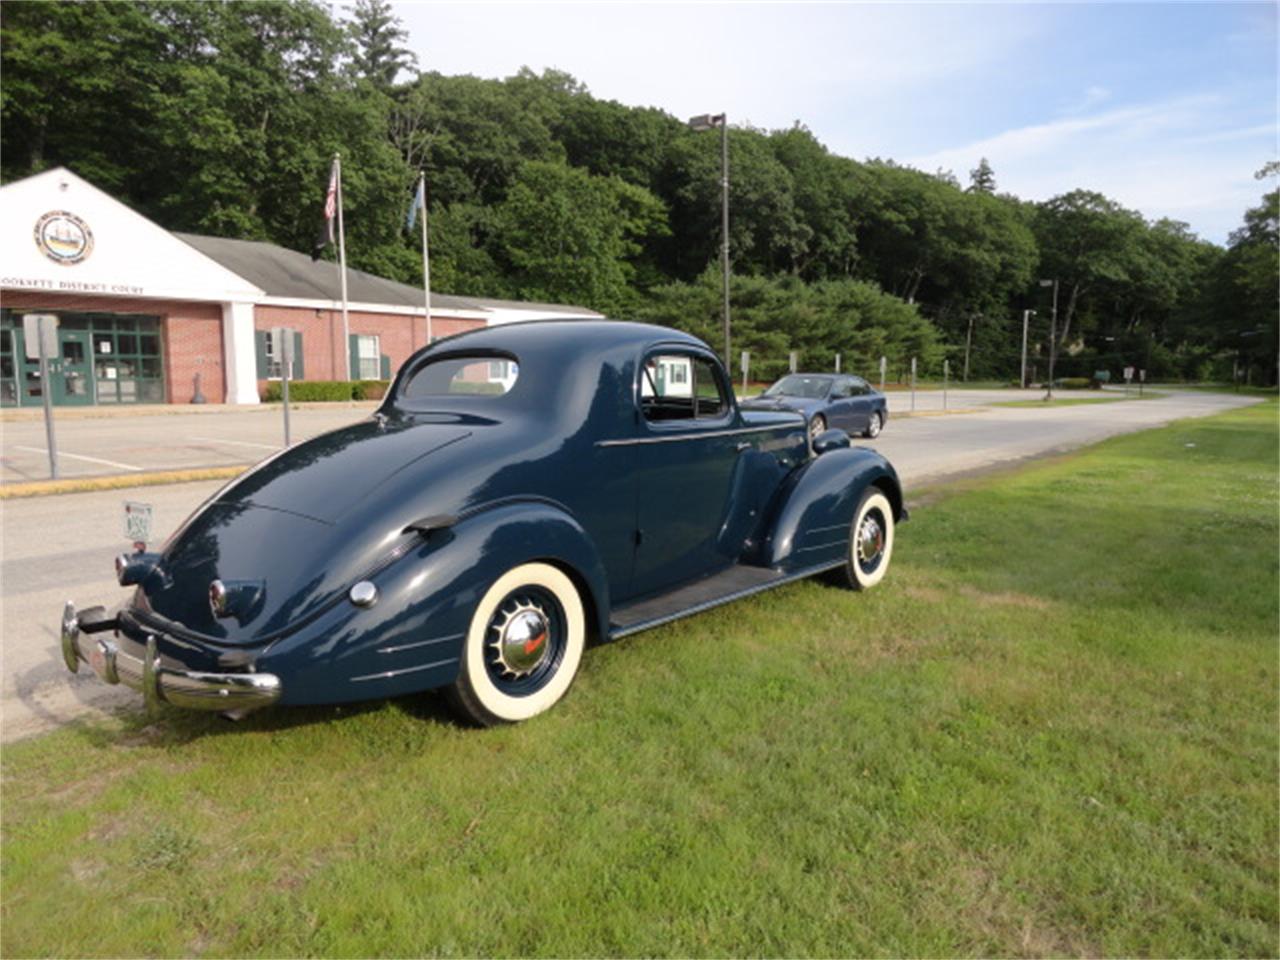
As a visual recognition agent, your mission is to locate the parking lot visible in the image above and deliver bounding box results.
[0,386,1094,483]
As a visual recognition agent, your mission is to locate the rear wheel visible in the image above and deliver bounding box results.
[809,414,827,443]
[447,562,585,726]
[833,488,894,590]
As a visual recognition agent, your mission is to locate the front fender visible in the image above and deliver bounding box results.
[754,448,904,572]
[258,499,610,706]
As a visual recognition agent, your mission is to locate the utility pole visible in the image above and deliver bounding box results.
[1040,279,1059,400]
[1021,309,1035,389]
[963,315,975,382]
[688,112,730,363]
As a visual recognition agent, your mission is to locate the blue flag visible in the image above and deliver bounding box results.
[405,178,425,232]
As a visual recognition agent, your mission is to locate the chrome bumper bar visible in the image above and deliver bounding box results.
[60,601,282,714]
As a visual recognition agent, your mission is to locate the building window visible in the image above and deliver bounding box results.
[0,310,164,406]
[355,334,380,380]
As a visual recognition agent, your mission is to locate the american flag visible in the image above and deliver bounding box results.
[312,158,339,260]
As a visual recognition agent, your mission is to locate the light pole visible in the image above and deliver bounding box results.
[689,112,730,362]
[1021,309,1035,389]
[1039,279,1059,399]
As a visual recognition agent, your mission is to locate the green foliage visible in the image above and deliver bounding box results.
[634,272,944,381]
[0,2,1256,382]
[262,380,389,402]
[1054,377,1093,390]
[346,0,416,88]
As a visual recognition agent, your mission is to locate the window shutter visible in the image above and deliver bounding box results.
[380,354,391,380]
[348,334,359,381]
[254,330,269,379]
[292,331,305,380]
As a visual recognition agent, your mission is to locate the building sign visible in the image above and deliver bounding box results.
[33,210,94,266]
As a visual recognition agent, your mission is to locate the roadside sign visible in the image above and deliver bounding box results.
[1124,366,1135,381]
[123,501,154,547]
[1139,369,1146,382]
[740,350,749,374]
[22,314,58,360]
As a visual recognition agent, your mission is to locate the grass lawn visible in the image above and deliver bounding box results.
[993,392,1168,409]
[3,403,1277,958]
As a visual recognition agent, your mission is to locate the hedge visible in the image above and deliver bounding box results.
[262,380,391,402]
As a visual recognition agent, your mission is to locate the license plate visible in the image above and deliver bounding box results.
[123,500,154,545]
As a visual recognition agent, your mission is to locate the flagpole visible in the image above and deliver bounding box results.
[335,152,351,381]
[419,171,432,346]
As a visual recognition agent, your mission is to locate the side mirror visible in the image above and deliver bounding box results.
[812,428,851,454]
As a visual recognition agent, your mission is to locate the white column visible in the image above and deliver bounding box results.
[221,301,260,404]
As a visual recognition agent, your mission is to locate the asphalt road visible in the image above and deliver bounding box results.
[0,388,1259,741]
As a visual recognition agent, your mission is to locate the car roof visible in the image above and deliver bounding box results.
[426,318,708,357]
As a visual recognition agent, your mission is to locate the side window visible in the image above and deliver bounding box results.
[641,353,729,422]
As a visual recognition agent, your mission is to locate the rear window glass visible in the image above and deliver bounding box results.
[402,356,517,398]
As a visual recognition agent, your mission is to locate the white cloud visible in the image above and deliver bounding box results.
[908,95,1275,241]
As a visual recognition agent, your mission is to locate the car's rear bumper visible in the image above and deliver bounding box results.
[60,602,282,715]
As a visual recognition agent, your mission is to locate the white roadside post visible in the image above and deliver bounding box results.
[789,350,798,374]
[879,355,886,393]
[274,327,295,446]
[740,350,749,396]
[23,314,60,479]
[910,357,917,412]
[834,352,841,373]
[943,359,949,410]
[1139,368,1146,398]
[1124,364,1134,398]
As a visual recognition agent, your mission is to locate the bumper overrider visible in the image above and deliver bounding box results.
[60,601,282,715]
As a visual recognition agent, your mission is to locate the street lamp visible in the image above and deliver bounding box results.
[1039,278,1059,399]
[689,112,730,363]
[1021,309,1035,389]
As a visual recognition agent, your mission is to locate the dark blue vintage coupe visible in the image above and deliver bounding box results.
[61,321,905,725]
[741,373,889,443]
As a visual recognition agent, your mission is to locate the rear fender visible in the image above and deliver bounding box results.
[753,447,904,572]
[259,500,610,705]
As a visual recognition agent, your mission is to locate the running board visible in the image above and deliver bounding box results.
[608,561,841,640]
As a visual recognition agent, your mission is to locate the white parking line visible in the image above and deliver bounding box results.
[13,445,143,472]
[191,436,280,451]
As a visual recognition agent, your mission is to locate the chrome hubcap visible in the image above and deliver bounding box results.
[489,602,551,678]
[869,414,880,437]
[857,514,884,566]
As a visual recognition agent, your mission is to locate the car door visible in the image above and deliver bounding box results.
[847,377,874,432]
[630,349,744,599]
[826,377,858,431]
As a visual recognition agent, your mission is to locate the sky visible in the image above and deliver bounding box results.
[387,1,1277,244]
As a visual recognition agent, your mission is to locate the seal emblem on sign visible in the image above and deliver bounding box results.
[34,210,94,266]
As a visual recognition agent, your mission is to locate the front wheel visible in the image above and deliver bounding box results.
[865,411,883,439]
[833,488,894,590]
[447,562,586,726]
[808,414,827,444]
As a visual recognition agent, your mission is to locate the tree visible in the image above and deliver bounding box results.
[1032,190,1146,349]
[491,161,667,313]
[968,157,996,194]
[346,0,416,88]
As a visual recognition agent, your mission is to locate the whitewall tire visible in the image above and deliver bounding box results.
[448,562,586,726]
[837,488,894,590]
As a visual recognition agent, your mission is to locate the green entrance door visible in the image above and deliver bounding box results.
[52,330,94,405]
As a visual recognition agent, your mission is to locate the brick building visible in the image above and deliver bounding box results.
[0,168,602,407]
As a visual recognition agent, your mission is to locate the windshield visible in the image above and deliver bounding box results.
[763,375,831,400]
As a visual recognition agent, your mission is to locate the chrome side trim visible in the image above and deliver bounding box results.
[378,632,464,655]
[596,423,803,447]
[349,657,458,683]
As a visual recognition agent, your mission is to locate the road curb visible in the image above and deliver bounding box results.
[0,466,245,499]
[893,408,984,418]
[0,400,380,423]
